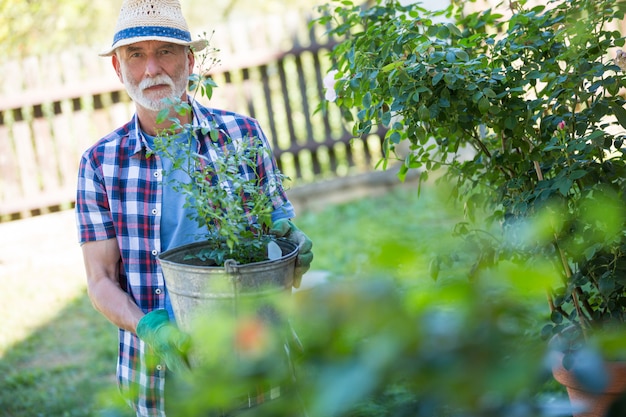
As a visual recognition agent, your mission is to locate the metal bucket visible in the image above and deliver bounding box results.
[157,238,298,336]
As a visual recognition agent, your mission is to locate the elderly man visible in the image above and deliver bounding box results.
[75,0,313,415]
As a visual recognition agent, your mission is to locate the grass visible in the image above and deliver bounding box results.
[296,183,467,284]
[0,185,466,416]
[0,209,132,416]
[1,295,128,416]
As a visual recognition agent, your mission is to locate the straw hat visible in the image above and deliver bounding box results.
[99,0,208,56]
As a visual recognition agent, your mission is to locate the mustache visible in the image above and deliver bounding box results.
[139,75,175,90]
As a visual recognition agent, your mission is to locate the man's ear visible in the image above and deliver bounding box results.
[187,49,195,74]
[112,54,123,83]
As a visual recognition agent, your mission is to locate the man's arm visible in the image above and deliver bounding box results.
[81,238,144,332]
[82,238,191,372]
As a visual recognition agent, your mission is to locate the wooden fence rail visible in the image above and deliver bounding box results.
[0,13,386,222]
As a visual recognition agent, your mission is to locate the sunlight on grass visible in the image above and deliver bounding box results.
[296,182,465,282]
[0,210,86,356]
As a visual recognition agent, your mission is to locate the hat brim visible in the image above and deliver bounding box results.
[99,37,208,57]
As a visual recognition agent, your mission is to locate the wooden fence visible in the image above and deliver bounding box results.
[0,12,386,221]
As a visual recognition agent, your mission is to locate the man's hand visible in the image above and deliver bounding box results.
[269,219,313,288]
[136,309,191,374]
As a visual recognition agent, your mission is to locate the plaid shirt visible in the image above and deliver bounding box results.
[75,99,292,416]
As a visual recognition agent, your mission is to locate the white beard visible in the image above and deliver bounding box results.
[124,72,188,111]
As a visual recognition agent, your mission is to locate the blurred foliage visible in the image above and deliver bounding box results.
[0,0,323,62]
[160,186,573,417]
[0,187,577,417]
[0,0,114,60]
[166,246,561,417]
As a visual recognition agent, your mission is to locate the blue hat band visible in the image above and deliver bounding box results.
[113,25,192,45]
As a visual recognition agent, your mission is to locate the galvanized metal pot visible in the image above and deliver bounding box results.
[157,238,298,338]
[159,238,300,412]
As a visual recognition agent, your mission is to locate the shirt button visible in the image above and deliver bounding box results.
[155,288,162,295]
[152,249,158,256]
[151,208,158,215]
[156,364,163,371]
[153,171,160,178]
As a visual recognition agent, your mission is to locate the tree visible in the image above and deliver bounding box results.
[0,0,115,61]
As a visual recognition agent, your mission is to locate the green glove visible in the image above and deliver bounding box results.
[269,219,313,288]
[136,309,191,374]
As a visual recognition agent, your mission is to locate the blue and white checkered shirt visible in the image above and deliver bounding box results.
[75,98,293,416]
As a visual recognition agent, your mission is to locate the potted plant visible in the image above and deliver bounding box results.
[153,125,300,338]
[145,44,306,414]
[147,42,299,317]
[316,0,626,414]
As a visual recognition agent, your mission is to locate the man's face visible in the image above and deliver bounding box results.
[113,41,193,112]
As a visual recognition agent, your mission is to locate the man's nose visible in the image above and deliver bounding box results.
[145,55,162,77]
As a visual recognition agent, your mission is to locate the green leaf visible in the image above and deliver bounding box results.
[382,60,404,72]
[156,108,169,124]
[362,92,372,109]
[381,111,392,127]
[455,50,470,62]
[203,77,218,88]
[557,178,572,196]
[388,131,402,144]
[432,72,444,85]
[550,311,563,324]
[472,91,484,103]
[478,96,490,114]
[437,25,450,39]
[446,23,463,37]
[429,257,440,281]
[483,88,496,98]
[611,102,626,130]
[444,73,457,85]
[429,51,445,64]
[398,163,409,182]
[504,116,517,130]
[586,130,605,143]
[599,275,615,296]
